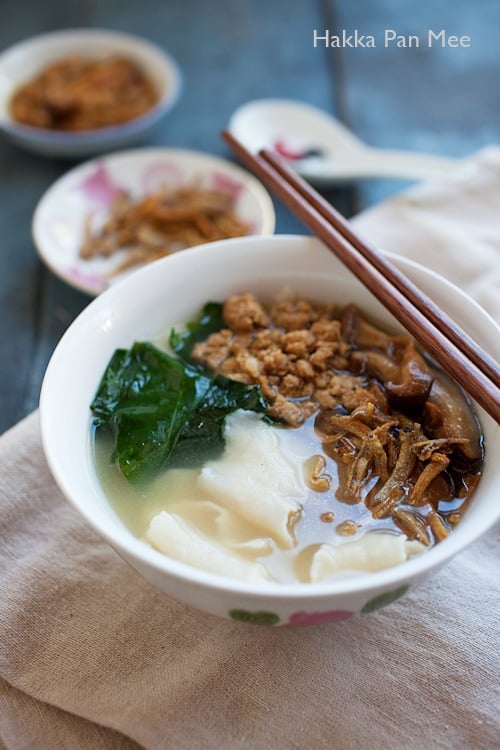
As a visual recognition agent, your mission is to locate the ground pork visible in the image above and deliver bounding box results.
[191,292,382,426]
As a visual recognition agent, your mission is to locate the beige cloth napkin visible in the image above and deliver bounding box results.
[1,149,499,750]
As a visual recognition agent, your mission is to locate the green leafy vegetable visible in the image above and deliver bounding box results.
[169,301,224,363]
[91,341,268,484]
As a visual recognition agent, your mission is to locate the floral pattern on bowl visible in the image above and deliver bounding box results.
[227,585,411,627]
[32,147,276,296]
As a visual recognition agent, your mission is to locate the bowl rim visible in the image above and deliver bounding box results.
[39,234,500,601]
[31,145,277,295]
[0,27,182,142]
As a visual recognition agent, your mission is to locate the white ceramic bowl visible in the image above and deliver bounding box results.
[40,235,500,627]
[0,29,182,157]
[32,147,276,295]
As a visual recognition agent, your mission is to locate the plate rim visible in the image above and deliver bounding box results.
[31,146,277,296]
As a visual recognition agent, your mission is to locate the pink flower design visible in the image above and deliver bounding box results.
[283,609,355,627]
[68,266,108,293]
[76,162,126,206]
[141,160,184,193]
[273,139,308,161]
[211,171,243,198]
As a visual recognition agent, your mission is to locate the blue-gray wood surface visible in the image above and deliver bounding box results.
[1,0,499,435]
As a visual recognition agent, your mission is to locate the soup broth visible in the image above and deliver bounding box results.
[91,292,483,584]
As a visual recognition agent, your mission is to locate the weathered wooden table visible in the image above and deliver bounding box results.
[1,0,498,435]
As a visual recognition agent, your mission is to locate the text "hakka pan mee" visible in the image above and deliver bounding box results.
[313,29,472,49]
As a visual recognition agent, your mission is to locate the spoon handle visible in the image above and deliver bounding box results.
[362,148,458,180]
[298,148,459,184]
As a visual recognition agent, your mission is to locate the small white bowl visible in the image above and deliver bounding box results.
[0,29,182,157]
[32,147,276,295]
[39,235,500,626]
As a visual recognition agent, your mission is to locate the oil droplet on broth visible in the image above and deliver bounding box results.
[336,520,359,536]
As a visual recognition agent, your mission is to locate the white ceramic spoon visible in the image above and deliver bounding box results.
[228,99,459,187]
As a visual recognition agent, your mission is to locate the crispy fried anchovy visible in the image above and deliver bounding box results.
[408,452,450,506]
[344,441,372,502]
[427,509,450,541]
[370,427,417,518]
[366,422,396,480]
[316,411,372,440]
[412,437,469,461]
[325,435,361,464]
[392,508,431,546]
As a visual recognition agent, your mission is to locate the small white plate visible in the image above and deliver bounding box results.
[0,29,182,157]
[32,147,276,295]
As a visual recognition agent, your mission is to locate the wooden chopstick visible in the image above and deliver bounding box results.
[221,129,500,423]
[262,149,500,387]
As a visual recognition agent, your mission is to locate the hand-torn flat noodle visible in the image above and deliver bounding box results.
[10,56,158,130]
[198,412,304,549]
[309,533,425,582]
[150,468,274,557]
[171,500,274,557]
[145,511,272,583]
[100,458,273,559]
